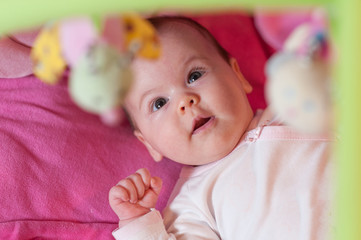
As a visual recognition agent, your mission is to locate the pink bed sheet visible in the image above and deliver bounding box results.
[0,12,269,239]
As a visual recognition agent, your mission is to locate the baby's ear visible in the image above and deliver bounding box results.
[229,58,253,94]
[134,130,163,162]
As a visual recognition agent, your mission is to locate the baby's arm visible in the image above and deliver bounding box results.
[109,168,220,240]
[109,168,162,228]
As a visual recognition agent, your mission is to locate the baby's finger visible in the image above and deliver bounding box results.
[136,168,152,190]
[117,178,138,203]
[109,185,130,203]
[127,173,146,200]
[150,176,163,196]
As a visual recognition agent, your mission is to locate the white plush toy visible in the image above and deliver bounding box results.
[69,42,133,125]
[265,10,332,134]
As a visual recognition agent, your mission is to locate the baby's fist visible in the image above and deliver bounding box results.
[109,168,162,227]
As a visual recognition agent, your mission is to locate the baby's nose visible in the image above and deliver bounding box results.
[178,94,199,114]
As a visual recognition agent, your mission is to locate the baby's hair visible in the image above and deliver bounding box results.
[124,16,230,130]
[147,15,230,63]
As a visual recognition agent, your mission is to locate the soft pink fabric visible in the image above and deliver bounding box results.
[0,75,182,239]
[0,37,33,78]
[254,9,313,50]
[0,28,38,78]
[0,13,270,239]
[10,28,39,47]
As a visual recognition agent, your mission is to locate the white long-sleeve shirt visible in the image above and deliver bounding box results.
[113,109,334,240]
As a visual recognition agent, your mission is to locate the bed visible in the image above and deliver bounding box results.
[0,11,273,239]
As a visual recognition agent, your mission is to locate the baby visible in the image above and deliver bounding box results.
[109,16,333,239]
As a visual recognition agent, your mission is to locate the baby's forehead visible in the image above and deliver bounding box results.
[150,18,228,63]
[131,28,216,76]
[130,19,226,78]
[155,20,211,44]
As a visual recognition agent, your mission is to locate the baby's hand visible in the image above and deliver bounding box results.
[109,168,162,227]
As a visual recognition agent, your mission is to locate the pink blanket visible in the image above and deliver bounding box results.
[0,12,269,239]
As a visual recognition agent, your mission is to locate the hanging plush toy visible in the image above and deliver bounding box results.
[259,9,332,134]
[31,13,161,126]
[31,22,67,84]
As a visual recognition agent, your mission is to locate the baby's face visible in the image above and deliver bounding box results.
[125,22,253,165]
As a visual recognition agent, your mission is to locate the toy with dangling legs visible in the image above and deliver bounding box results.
[31,14,161,126]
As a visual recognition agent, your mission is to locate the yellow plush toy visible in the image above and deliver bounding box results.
[31,23,66,84]
[123,13,161,59]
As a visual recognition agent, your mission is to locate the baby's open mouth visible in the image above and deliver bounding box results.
[192,116,214,134]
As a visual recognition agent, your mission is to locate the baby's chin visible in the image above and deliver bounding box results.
[175,147,235,166]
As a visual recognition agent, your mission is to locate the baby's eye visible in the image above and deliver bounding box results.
[187,70,204,84]
[152,97,168,112]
